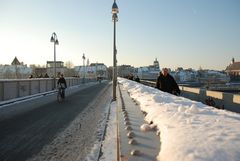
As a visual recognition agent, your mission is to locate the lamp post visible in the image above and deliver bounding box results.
[82,53,86,83]
[50,32,59,89]
[112,0,119,101]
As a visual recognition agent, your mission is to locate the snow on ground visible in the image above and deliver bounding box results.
[118,78,240,161]
[99,101,117,161]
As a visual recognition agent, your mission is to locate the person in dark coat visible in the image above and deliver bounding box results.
[57,74,67,98]
[156,68,180,95]
[57,74,67,88]
[135,75,140,82]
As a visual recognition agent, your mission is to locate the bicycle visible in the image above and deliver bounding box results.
[57,84,66,102]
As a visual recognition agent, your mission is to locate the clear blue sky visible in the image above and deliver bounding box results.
[0,0,239,70]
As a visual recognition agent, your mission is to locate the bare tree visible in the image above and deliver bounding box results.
[65,61,74,69]
[65,61,75,77]
[4,68,13,79]
[15,65,20,79]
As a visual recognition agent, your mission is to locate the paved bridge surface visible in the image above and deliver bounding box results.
[0,81,112,161]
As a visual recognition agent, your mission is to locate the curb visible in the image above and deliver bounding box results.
[117,83,160,161]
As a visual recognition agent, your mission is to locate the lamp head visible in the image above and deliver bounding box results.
[50,36,55,42]
[112,2,119,14]
[55,39,59,45]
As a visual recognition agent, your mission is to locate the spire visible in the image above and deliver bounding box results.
[11,56,21,65]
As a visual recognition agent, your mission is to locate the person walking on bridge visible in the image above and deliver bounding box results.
[156,68,180,96]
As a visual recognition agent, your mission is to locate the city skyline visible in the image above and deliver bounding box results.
[0,0,240,70]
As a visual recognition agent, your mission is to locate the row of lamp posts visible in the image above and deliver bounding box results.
[50,33,86,87]
[50,0,119,102]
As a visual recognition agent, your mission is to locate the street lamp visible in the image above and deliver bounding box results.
[112,0,119,101]
[50,32,59,89]
[82,53,86,83]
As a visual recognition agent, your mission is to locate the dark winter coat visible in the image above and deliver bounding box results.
[57,77,67,88]
[156,73,180,95]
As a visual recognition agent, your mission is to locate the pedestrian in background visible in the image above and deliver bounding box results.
[135,75,140,82]
[156,68,180,95]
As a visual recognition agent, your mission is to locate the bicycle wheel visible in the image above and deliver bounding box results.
[57,90,63,102]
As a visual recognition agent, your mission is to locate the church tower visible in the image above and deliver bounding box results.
[153,58,160,69]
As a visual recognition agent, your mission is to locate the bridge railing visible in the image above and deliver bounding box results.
[0,77,90,102]
[140,80,240,113]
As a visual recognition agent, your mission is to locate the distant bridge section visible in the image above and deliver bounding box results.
[0,78,89,102]
[140,80,240,113]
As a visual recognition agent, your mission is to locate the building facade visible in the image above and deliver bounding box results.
[225,58,240,82]
[136,58,160,80]
[46,61,65,77]
[0,57,32,79]
[74,63,108,79]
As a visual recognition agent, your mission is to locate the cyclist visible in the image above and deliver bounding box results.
[57,74,67,98]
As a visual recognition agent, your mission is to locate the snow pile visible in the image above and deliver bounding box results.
[119,78,240,161]
[140,123,152,132]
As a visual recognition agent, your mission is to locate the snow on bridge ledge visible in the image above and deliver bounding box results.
[118,78,240,161]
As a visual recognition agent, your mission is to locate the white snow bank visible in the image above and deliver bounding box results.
[119,78,240,161]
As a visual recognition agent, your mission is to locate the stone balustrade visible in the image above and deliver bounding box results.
[0,78,83,101]
[140,80,240,113]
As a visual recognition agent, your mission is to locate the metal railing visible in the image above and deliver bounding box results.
[0,77,90,102]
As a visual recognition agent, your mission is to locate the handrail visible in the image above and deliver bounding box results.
[0,78,96,102]
[140,80,240,113]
